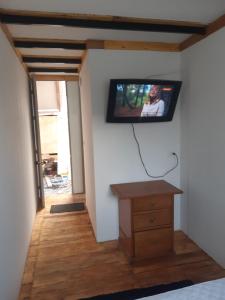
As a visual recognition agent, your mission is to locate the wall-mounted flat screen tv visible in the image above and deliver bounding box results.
[106,79,182,123]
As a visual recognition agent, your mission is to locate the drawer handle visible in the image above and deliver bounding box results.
[150,202,156,208]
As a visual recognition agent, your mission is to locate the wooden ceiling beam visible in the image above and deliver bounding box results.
[28,67,79,73]
[103,40,180,52]
[86,39,180,52]
[0,9,206,34]
[14,38,180,53]
[22,55,82,64]
[180,13,225,51]
[33,74,79,81]
[13,38,86,49]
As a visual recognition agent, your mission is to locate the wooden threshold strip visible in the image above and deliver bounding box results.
[14,38,86,50]
[0,9,206,34]
[33,74,79,81]
[28,67,78,73]
[23,55,82,64]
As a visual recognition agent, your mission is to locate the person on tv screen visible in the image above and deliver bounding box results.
[141,85,165,117]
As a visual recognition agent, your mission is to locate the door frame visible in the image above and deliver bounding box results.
[29,74,83,210]
[66,81,85,195]
[33,75,84,195]
[55,80,74,194]
[29,77,45,210]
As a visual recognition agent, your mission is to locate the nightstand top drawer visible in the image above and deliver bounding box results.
[132,195,172,212]
[133,209,172,231]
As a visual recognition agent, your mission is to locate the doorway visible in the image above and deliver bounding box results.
[30,77,85,210]
[37,81,72,200]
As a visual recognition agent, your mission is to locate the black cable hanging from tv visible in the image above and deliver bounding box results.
[131,123,178,178]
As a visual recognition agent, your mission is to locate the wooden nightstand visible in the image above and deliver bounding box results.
[111,180,183,263]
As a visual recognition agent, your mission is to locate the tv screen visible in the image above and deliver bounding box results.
[106,79,182,123]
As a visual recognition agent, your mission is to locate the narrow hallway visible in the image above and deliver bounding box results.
[19,196,225,300]
[19,194,137,300]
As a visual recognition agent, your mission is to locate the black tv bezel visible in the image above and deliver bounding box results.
[106,79,182,123]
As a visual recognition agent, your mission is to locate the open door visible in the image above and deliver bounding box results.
[29,78,45,210]
[66,81,84,194]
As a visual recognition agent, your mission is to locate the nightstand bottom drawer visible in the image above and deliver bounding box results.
[135,228,173,259]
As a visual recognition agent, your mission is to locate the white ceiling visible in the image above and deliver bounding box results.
[1,0,225,23]
[27,63,80,68]
[1,0,225,74]
[9,25,189,43]
[18,48,84,56]
[19,48,83,73]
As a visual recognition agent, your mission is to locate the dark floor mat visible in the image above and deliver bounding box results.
[50,203,85,214]
[80,280,194,300]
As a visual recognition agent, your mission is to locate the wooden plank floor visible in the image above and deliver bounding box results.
[19,194,225,300]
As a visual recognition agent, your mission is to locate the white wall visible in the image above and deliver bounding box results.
[84,50,182,242]
[67,81,84,194]
[80,57,97,236]
[181,28,225,267]
[0,30,37,299]
[39,116,58,154]
[36,81,59,112]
